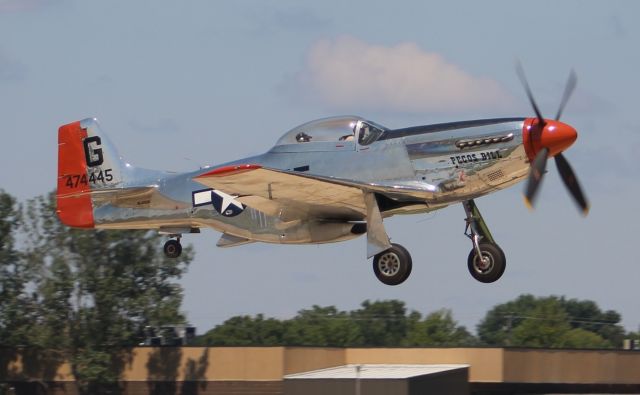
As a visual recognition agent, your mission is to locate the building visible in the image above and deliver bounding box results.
[285,364,469,395]
[2,347,640,394]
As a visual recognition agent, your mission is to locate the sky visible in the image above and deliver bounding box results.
[1,0,639,334]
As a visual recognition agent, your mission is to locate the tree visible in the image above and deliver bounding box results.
[559,298,625,347]
[351,300,409,347]
[0,190,38,346]
[283,306,362,347]
[509,298,573,348]
[476,294,539,346]
[20,192,194,394]
[478,294,616,348]
[198,314,285,346]
[198,300,477,347]
[404,309,476,346]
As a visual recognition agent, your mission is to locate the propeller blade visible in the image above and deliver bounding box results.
[555,152,590,215]
[516,61,545,126]
[523,147,549,210]
[555,70,577,120]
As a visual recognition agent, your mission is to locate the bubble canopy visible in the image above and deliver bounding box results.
[274,116,388,146]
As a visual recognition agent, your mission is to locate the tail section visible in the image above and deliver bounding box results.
[57,118,128,228]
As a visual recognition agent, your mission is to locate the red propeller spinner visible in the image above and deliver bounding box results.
[522,118,577,161]
[516,63,589,215]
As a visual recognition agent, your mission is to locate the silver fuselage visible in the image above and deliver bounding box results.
[94,117,528,245]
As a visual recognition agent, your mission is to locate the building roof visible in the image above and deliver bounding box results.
[284,364,469,380]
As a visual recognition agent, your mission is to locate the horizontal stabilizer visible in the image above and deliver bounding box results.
[217,233,255,248]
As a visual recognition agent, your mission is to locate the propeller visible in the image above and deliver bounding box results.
[518,64,589,215]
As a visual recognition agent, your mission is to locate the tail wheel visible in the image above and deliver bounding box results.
[467,243,505,283]
[164,239,182,258]
[373,243,412,286]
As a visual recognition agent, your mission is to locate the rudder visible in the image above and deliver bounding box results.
[57,118,127,228]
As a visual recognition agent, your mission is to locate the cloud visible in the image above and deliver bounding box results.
[285,36,513,114]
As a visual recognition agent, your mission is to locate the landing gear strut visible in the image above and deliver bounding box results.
[163,237,182,258]
[364,192,413,286]
[463,200,506,283]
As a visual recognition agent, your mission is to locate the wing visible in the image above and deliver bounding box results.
[193,165,368,221]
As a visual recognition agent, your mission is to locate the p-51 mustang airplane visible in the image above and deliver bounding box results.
[56,67,588,285]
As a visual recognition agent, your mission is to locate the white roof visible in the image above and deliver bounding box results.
[284,364,469,380]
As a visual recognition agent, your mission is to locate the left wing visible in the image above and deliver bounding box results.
[193,165,368,221]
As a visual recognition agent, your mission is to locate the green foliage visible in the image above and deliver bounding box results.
[200,295,628,349]
[198,300,474,347]
[510,298,574,347]
[478,294,622,348]
[351,300,408,346]
[405,309,476,347]
[0,190,38,346]
[0,191,194,394]
[476,294,539,346]
[283,306,362,347]
[200,314,286,346]
[559,298,625,347]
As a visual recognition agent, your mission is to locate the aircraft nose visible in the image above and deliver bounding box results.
[522,118,577,160]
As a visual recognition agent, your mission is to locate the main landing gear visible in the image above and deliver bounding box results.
[163,237,182,258]
[463,200,506,283]
[365,192,505,285]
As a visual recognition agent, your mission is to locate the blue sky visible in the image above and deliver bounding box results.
[1,0,638,333]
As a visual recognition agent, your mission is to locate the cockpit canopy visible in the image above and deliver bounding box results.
[274,116,388,147]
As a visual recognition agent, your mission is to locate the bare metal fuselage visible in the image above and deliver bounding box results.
[90,117,528,245]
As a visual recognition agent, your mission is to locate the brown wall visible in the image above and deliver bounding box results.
[3,347,640,385]
[503,349,640,384]
[127,347,285,381]
[283,347,346,375]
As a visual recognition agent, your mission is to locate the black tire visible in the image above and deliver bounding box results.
[373,243,412,286]
[163,239,182,258]
[467,243,506,283]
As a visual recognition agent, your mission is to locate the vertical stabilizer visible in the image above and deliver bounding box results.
[56,118,128,228]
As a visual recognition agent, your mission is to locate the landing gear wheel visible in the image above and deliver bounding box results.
[163,239,182,258]
[373,243,412,286]
[467,243,505,283]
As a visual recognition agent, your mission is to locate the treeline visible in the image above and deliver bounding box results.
[0,191,193,394]
[197,296,638,349]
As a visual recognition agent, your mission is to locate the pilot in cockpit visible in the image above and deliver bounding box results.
[296,132,312,142]
[358,123,371,144]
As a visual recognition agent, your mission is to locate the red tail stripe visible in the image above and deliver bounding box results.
[56,121,95,228]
